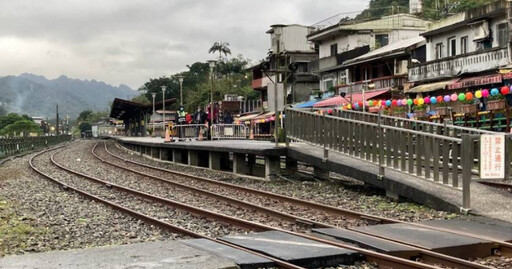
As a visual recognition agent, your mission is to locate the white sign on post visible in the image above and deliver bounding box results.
[267,83,284,112]
[480,134,505,179]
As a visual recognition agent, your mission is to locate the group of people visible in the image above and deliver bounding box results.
[173,104,234,139]
[176,104,233,125]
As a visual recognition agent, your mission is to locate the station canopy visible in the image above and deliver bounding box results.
[109,98,177,121]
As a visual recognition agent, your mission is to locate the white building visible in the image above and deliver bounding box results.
[308,14,428,92]
[408,0,510,91]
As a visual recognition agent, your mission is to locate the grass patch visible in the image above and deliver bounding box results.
[0,199,44,256]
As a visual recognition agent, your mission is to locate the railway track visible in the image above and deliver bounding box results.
[104,141,512,256]
[85,140,500,269]
[30,142,476,269]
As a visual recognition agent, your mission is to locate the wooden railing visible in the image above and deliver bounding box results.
[0,135,72,159]
[285,108,508,210]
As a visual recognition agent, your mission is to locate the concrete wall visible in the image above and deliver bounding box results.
[270,25,315,53]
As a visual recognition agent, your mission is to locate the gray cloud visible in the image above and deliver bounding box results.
[0,0,369,89]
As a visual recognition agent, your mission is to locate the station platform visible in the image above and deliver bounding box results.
[0,240,238,269]
[288,142,512,223]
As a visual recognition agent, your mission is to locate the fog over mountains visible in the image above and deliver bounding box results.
[0,73,136,119]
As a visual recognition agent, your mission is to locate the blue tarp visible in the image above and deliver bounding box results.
[294,100,319,108]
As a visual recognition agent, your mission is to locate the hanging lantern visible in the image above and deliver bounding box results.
[501,86,510,95]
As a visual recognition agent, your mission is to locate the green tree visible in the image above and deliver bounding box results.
[0,120,42,137]
[209,42,231,61]
[131,94,150,104]
[0,113,25,131]
[78,122,92,134]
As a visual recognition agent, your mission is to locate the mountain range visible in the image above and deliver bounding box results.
[0,73,136,119]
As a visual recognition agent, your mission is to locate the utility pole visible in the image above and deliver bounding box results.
[56,104,59,136]
[274,33,281,147]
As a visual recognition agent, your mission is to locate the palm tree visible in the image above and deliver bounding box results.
[208,42,231,61]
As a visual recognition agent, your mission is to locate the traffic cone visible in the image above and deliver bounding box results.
[249,124,254,140]
[198,125,204,141]
[164,127,171,142]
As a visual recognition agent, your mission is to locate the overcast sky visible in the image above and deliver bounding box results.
[0,0,369,90]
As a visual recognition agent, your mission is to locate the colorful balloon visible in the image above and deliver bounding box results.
[482,89,490,98]
[444,95,451,102]
[437,96,443,103]
[368,100,374,107]
[378,100,382,106]
[501,86,510,95]
[450,93,458,102]
[347,104,352,109]
[401,99,407,106]
[430,96,437,104]
[385,100,392,107]
[406,99,413,106]
[475,90,482,98]
[491,88,499,96]
[358,101,363,107]
[465,92,473,101]
[397,99,402,106]
[424,97,431,104]
[418,98,425,105]
[392,100,397,107]
[458,93,465,101]
[413,99,418,105]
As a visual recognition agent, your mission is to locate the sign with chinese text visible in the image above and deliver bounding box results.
[480,134,505,179]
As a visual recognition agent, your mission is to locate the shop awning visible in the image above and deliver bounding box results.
[406,80,456,93]
[236,112,260,122]
[447,74,502,90]
[313,88,390,108]
[294,100,319,108]
[252,111,274,120]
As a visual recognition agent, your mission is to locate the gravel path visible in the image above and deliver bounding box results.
[107,140,458,223]
[96,142,369,228]
[35,147,248,239]
[54,141,309,233]
[0,146,178,257]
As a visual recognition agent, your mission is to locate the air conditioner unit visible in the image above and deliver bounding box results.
[469,20,489,41]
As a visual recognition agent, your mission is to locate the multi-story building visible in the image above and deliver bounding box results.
[408,0,510,96]
[307,14,428,93]
[251,24,319,109]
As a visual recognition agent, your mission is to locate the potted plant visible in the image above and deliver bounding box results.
[435,102,452,116]
[460,99,478,114]
[486,94,506,111]
[413,105,428,118]
[392,107,407,118]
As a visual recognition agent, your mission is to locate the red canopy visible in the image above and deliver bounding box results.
[447,74,502,90]
[313,88,390,108]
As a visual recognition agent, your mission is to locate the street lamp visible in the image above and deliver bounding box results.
[151,93,156,137]
[208,60,217,140]
[161,86,166,135]
[177,75,185,106]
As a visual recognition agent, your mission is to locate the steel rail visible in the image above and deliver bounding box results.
[100,142,494,269]
[47,146,444,269]
[91,143,333,229]
[30,147,304,269]
[111,140,512,258]
[107,142,395,224]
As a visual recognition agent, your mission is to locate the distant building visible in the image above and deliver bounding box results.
[307,14,428,93]
[251,24,319,109]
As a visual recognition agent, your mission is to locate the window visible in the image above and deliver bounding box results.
[448,37,456,57]
[497,23,509,47]
[330,43,338,56]
[461,36,468,54]
[436,43,443,59]
[375,34,389,48]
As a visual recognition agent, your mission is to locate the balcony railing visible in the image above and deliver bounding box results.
[337,75,408,93]
[408,47,509,83]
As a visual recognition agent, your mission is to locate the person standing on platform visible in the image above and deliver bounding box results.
[223,110,233,124]
[176,106,187,140]
[193,106,206,138]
